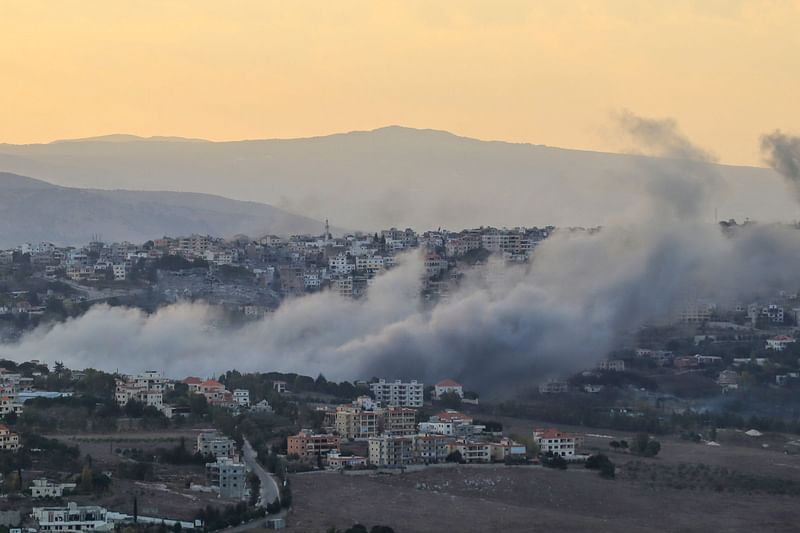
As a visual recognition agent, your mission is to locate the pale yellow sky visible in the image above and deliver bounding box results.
[1,0,798,165]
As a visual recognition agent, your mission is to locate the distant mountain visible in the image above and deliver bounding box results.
[0,173,329,248]
[0,126,794,229]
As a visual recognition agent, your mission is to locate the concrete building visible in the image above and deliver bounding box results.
[598,360,626,372]
[413,434,453,464]
[196,431,236,458]
[30,479,77,498]
[335,405,381,440]
[538,379,568,394]
[287,430,341,461]
[206,457,247,499]
[382,407,418,436]
[368,435,415,467]
[32,502,112,532]
[370,379,424,407]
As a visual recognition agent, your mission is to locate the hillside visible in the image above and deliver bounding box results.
[0,173,327,247]
[0,127,794,230]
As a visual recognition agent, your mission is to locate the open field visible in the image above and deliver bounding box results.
[286,464,800,533]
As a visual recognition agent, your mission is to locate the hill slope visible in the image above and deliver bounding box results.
[0,127,794,229]
[0,173,327,247]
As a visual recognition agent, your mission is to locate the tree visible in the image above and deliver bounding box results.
[445,450,464,463]
[437,391,462,409]
[609,440,620,451]
[80,465,94,492]
[585,453,615,479]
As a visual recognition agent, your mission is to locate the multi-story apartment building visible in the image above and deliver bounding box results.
[368,435,415,467]
[206,457,247,499]
[370,379,424,408]
[381,407,417,436]
[287,430,341,461]
[413,434,453,464]
[449,439,492,463]
[196,431,236,458]
[335,405,381,440]
[115,371,171,412]
[233,389,250,407]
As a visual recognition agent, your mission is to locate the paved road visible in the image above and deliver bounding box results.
[242,438,281,506]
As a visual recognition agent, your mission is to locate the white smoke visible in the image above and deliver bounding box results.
[5,113,800,394]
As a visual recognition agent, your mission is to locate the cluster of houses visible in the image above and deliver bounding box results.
[114,370,271,418]
[284,377,555,469]
[2,225,553,318]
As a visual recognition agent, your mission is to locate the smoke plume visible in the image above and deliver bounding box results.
[761,130,800,199]
[4,114,800,396]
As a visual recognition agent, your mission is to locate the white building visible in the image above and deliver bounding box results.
[533,428,578,457]
[538,379,568,394]
[30,479,77,498]
[370,379,424,407]
[434,379,464,400]
[598,360,626,372]
[233,389,250,407]
[767,335,796,351]
[33,502,112,532]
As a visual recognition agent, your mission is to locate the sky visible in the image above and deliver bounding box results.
[1,0,798,166]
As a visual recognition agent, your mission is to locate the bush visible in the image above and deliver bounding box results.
[585,453,616,479]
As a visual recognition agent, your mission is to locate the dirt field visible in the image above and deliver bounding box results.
[286,464,800,533]
[284,416,800,533]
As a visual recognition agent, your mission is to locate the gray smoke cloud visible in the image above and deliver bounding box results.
[761,130,800,199]
[4,114,800,396]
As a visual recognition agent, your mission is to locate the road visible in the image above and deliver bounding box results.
[242,438,281,506]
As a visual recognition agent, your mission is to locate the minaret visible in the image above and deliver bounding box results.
[325,219,331,243]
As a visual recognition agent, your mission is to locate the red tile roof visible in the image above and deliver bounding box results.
[436,379,462,387]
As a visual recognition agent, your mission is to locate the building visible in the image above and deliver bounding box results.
[533,428,579,457]
[370,379,424,407]
[368,435,415,467]
[30,479,77,498]
[598,360,626,372]
[767,335,796,351]
[538,379,568,394]
[233,389,250,407]
[449,439,492,463]
[413,434,453,464]
[335,405,381,440]
[381,407,418,436]
[272,381,287,393]
[325,451,368,470]
[251,399,274,413]
[115,371,169,413]
[206,457,247,499]
[287,430,341,461]
[32,502,112,532]
[717,370,740,391]
[0,424,20,451]
[434,379,464,400]
[196,432,236,458]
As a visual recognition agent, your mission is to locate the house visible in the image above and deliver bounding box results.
[717,370,740,392]
[0,424,20,451]
[449,439,492,463]
[538,379,568,394]
[251,399,273,413]
[533,428,579,457]
[767,335,796,351]
[32,502,112,532]
[272,381,287,393]
[325,451,368,469]
[30,479,77,498]
[434,379,464,400]
[598,360,626,372]
[233,389,250,407]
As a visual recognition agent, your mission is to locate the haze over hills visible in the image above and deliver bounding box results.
[0,126,795,231]
[0,172,329,248]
